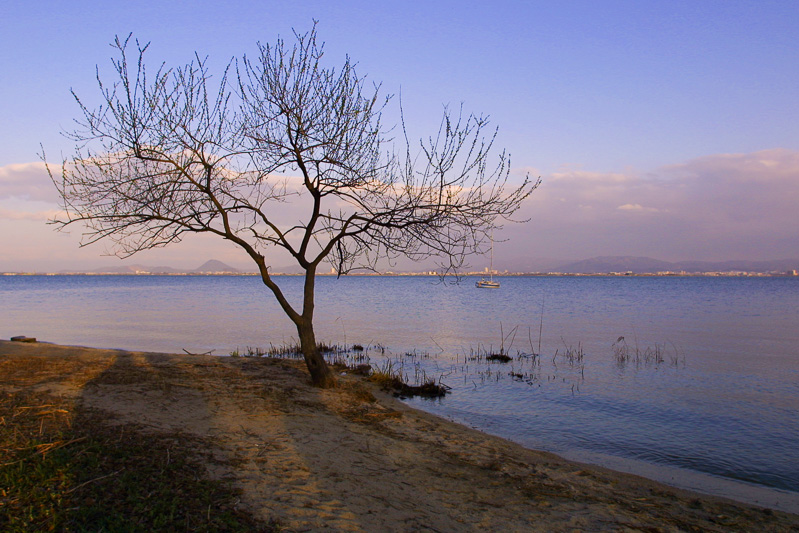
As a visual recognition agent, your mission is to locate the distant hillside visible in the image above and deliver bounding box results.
[192,260,241,273]
[82,264,180,274]
[501,257,567,273]
[73,259,242,274]
[671,259,799,273]
[555,256,673,274]
[555,256,799,274]
[49,256,799,275]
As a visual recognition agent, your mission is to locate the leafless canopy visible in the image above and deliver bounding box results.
[52,26,536,275]
[49,25,538,386]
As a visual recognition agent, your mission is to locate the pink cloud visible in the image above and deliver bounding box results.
[0,162,59,202]
[3,149,798,270]
[0,208,62,221]
[506,148,799,261]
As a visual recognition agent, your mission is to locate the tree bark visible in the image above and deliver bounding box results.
[295,266,335,388]
[296,319,335,388]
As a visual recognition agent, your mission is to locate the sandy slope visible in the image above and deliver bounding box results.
[2,340,797,532]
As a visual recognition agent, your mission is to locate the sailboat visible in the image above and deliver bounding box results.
[476,234,500,289]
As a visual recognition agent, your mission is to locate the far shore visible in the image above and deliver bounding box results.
[3,270,798,277]
[2,339,798,531]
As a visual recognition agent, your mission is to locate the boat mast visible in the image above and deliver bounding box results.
[489,231,494,281]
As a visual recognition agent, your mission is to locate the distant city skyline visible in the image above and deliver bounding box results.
[2,1,798,272]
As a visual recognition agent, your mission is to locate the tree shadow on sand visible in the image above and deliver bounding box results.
[0,341,271,531]
[4,341,796,532]
[70,349,274,531]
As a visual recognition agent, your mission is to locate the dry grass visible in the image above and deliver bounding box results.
[1,342,796,532]
[0,354,274,532]
[367,360,450,398]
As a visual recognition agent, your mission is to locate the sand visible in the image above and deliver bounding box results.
[2,339,797,532]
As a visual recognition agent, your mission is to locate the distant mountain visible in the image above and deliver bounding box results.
[501,256,567,273]
[191,260,241,273]
[671,259,799,273]
[83,264,180,274]
[270,263,305,274]
[72,259,242,274]
[555,256,674,274]
[50,256,799,275]
[554,256,799,274]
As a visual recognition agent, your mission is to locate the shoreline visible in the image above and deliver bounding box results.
[2,339,798,531]
[405,397,799,515]
[3,271,798,278]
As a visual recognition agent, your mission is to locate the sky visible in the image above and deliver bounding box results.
[1,0,798,272]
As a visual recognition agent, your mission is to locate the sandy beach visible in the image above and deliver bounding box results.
[2,339,797,532]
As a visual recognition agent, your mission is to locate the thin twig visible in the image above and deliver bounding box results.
[65,468,125,494]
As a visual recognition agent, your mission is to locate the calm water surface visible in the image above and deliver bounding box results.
[2,274,798,510]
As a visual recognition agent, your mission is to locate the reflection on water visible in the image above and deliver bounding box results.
[2,274,799,508]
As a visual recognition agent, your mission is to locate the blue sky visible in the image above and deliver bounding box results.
[2,1,798,271]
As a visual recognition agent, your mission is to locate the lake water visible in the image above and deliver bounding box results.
[2,274,798,511]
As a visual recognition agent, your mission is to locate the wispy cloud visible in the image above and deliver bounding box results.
[0,161,61,202]
[506,148,799,261]
[616,203,662,212]
[0,207,62,221]
[0,162,64,224]
[2,150,798,269]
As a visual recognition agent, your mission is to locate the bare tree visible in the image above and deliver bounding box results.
[47,26,538,387]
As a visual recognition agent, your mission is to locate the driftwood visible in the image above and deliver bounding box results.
[182,349,215,355]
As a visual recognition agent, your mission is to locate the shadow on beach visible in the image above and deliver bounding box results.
[2,340,798,532]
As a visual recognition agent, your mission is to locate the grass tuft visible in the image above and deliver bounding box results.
[0,389,273,531]
[367,361,450,399]
[612,336,685,367]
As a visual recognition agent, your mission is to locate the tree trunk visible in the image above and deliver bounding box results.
[297,319,335,388]
[256,258,335,387]
[296,265,335,388]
